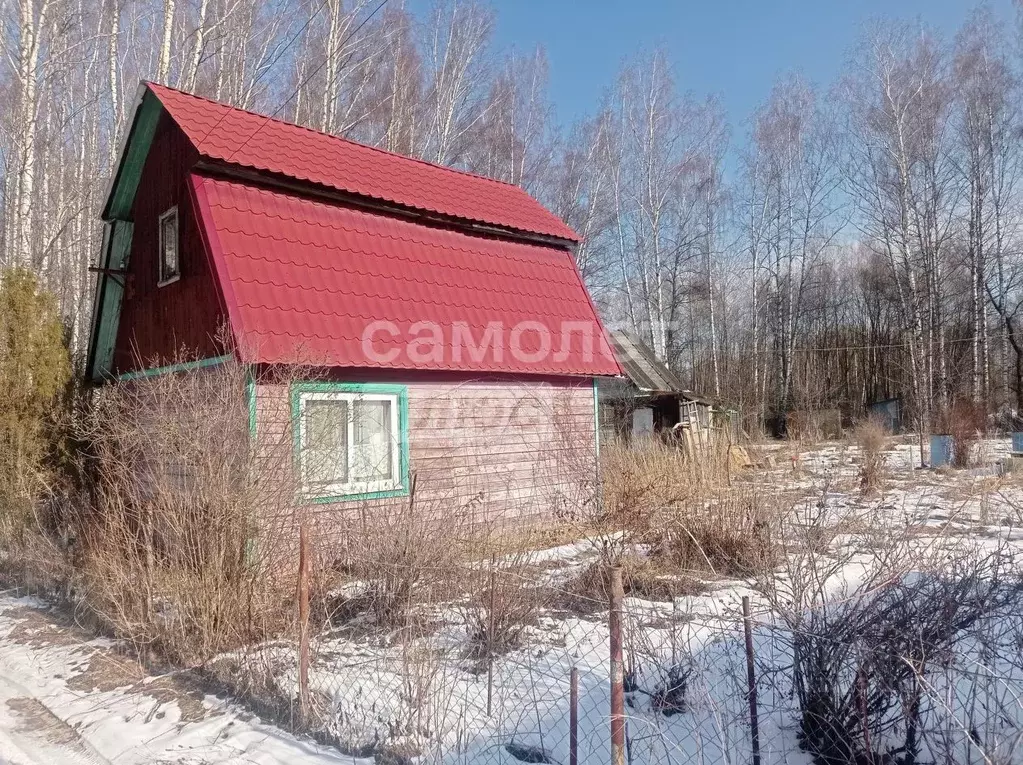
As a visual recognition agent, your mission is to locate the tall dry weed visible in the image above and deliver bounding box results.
[935,400,986,468]
[656,487,778,578]
[854,418,888,495]
[79,355,296,665]
[591,437,777,587]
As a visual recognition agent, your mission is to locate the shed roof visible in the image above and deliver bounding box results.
[146,83,578,242]
[607,331,685,393]
[607,330,711,401]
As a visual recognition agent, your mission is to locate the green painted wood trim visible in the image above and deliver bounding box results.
[116,354,233,381]
[290,382,411,504]
[105,91,163,221]
[86,225,113,382]
[89,89,164,381]
[245,368,257,439]
[90,221,135,381]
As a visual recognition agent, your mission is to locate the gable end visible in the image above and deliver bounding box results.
[86,88,163,381]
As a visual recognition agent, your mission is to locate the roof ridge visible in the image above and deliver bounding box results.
[145,81,528,194]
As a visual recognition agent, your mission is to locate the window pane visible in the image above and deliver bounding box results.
[161,212,179,280]
[304,400,348,485]
[351,400,393,482]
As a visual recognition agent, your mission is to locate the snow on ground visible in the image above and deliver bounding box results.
[5,436,1023,764]
[0,594,355,765]
[280,435,1023,764]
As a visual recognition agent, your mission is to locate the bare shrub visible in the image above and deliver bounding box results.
[758,501,1023,765]
[854,418,888,495]
[333,482,464,633]
[460,549,546,665]
[79,354,296,665]
[935,400,986,468]
[654,487,778,578]
[794,558,1023,765]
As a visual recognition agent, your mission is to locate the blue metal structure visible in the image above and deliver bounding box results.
[868,398,902,434]
[930,434,954,468]
[1012,432,1023,455]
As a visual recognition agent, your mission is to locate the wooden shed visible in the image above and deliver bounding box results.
[599,330,727,448]
[86,82,622,528]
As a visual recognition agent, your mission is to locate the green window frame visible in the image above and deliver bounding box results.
[290,382,410,503]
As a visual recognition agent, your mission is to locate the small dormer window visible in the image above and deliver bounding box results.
[158,207,179,285]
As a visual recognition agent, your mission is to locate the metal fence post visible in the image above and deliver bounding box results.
[610,566,625,765]
[298,523,311,722]
[487,555,496,717]
[742,596,761,765]
[570,666,579,765]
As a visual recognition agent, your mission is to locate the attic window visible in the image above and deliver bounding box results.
[158,207,179,285]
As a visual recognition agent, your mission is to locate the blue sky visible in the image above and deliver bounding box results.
[481,0,1016,132]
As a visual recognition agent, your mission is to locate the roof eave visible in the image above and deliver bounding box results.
[100,83,152,222]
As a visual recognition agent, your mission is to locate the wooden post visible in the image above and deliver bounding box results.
[487,555,496,717]
[298,524,311,722]
[569,666,579,765]
[609,566,625,765]
[742,596,761,765]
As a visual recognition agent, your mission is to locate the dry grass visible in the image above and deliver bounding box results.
[77,355,297,666]
[854,418,889,495]
[594,438,779,583]
[653,487,778,578]
[595,440,688,542]
[597,438,723,536]
[560,554,705,614]
[935,400,986,468]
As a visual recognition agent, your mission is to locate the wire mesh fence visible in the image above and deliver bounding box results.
[69,362,1023,764]
[222,518,1023,765]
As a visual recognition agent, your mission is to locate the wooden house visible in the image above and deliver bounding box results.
[85,82,621,526]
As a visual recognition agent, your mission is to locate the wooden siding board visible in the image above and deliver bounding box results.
[112,114,227,375]
[253,377,597,533]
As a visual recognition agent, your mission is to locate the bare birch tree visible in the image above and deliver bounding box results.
[956,8,1023,409]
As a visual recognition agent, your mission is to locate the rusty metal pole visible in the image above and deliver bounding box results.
[487,556,496,717]
[609,566,625,765]
[569,666,579,765]
[298,524,311,722]
[742,596,761,765]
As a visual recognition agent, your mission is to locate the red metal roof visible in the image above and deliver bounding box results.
[148,82,578,242]
[191,174,619,376]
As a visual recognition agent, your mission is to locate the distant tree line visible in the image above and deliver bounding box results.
[2,0,1023,431]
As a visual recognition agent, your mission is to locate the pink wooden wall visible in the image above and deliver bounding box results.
[252,376,598,545]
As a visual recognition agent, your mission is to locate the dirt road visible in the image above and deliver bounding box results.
[0,594,350,765]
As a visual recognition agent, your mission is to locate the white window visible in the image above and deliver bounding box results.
[297,389,403,498]
[158,207,180,285]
